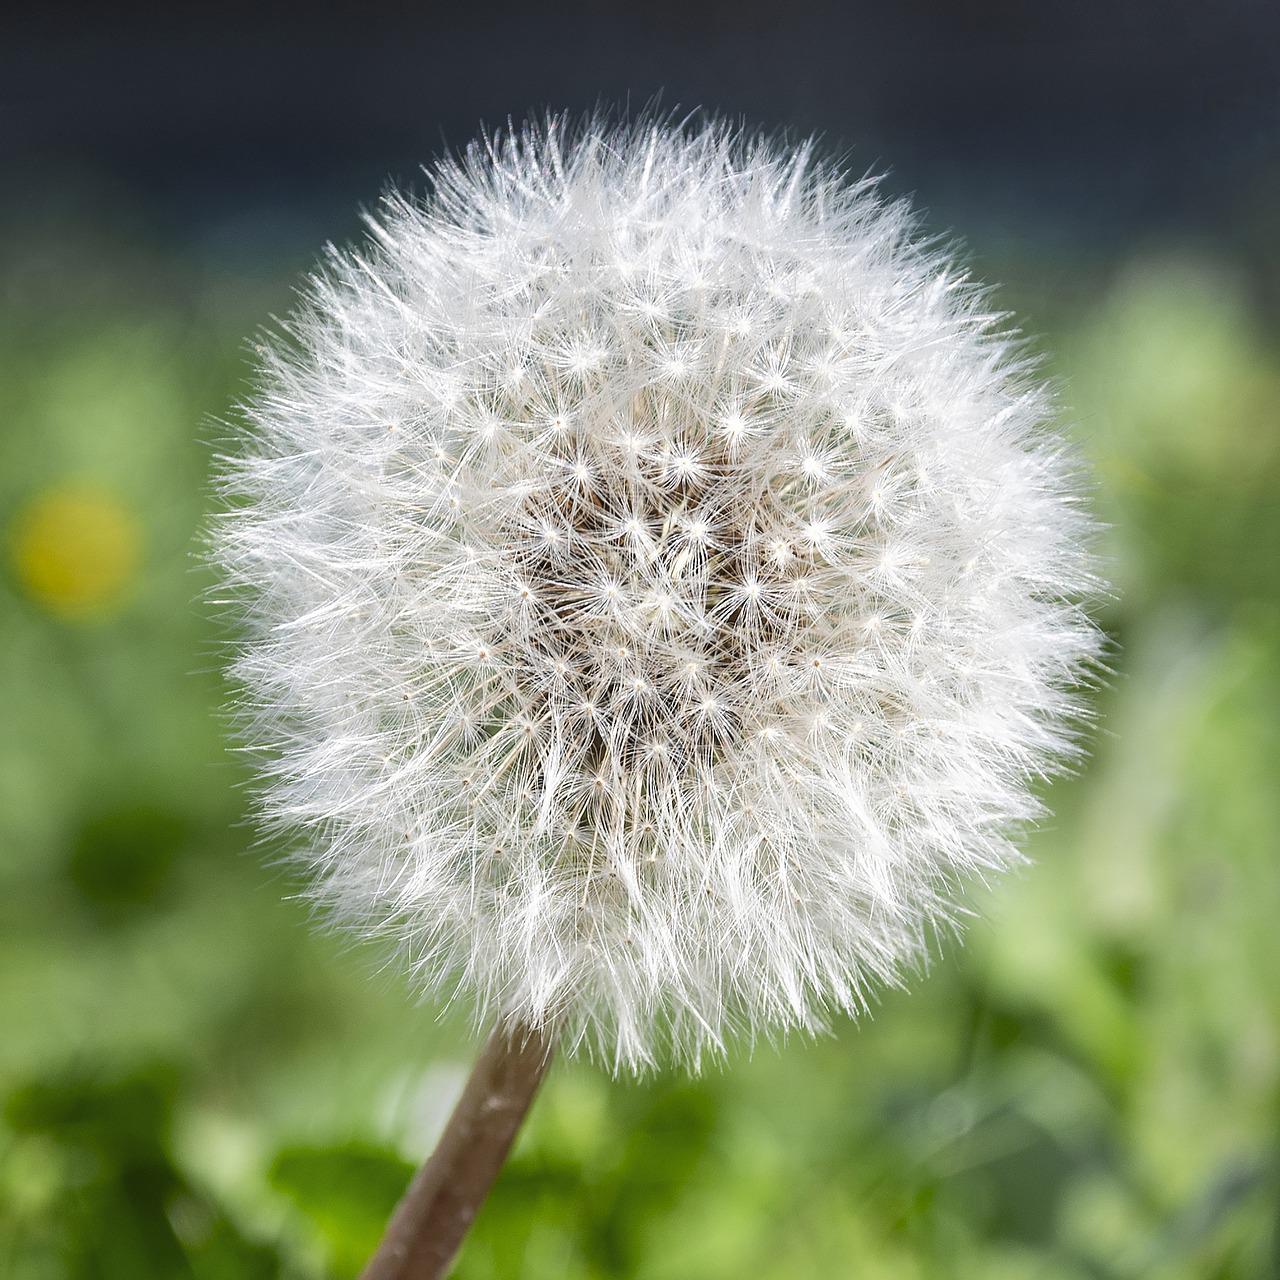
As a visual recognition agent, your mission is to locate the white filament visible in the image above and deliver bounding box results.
[214,118,1100,1072]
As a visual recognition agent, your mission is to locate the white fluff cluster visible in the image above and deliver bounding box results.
[215,119,1099,1072]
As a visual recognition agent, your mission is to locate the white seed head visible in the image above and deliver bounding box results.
[214,118,1101,1072]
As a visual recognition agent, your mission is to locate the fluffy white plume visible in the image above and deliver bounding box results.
[214,118,1100,1072]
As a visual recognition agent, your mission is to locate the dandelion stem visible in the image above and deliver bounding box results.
[360,1021,554,1280]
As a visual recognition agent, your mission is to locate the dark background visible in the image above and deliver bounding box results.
[2,5,1279,1278]
[6,3,1278,260]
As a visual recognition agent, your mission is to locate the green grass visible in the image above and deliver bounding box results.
[1,233,1277,1279]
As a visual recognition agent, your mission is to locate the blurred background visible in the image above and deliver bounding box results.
[2,3,1278,1276]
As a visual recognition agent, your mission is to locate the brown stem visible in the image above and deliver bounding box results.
[360,1021,555,1280]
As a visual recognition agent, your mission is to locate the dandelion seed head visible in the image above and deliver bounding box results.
[214,117,1101,1072]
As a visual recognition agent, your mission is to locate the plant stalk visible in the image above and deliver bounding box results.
[360,1020,554,1280]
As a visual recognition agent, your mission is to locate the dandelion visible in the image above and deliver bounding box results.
[213,115,1100,1276]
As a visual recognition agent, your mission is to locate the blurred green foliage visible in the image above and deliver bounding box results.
[1,226,1277,1279]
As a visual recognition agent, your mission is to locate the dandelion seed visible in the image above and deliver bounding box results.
[213,115,1100,1081]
